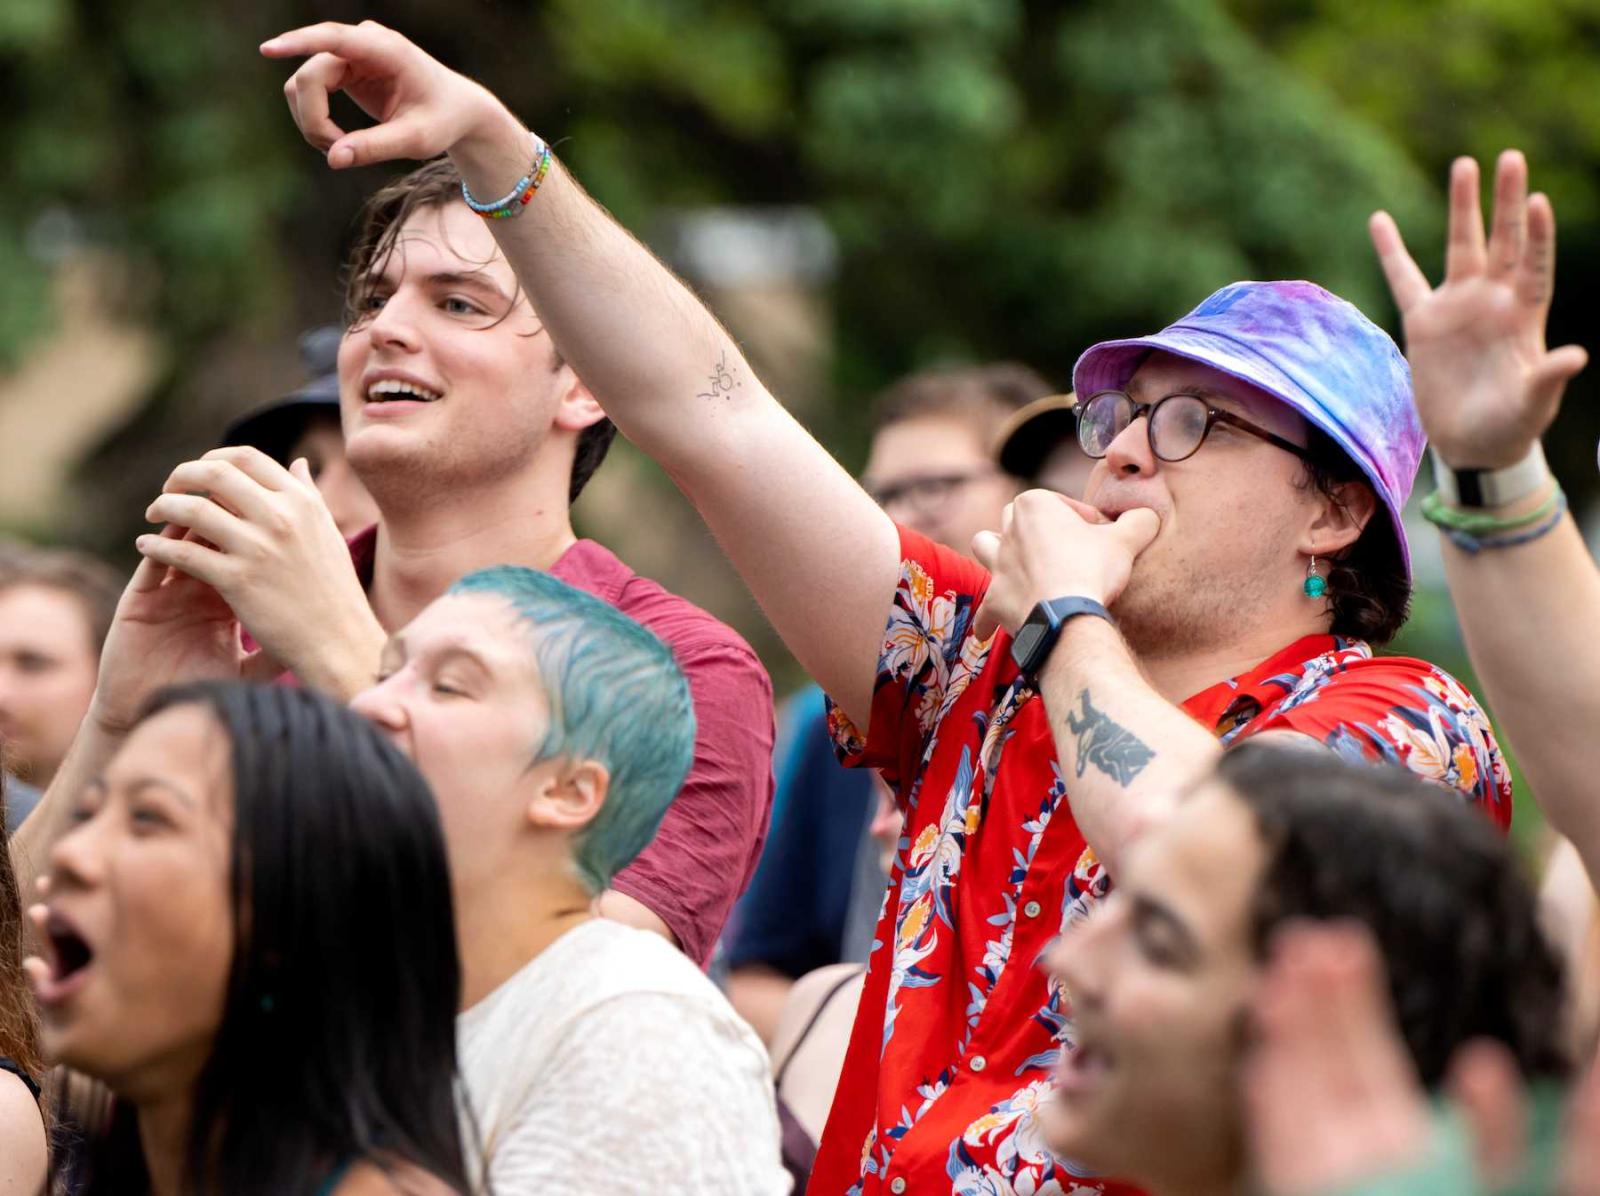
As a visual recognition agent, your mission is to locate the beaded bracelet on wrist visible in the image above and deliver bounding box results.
[461,132,553,220]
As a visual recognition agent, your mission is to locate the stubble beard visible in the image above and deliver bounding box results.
[1113,543,1282,662]
[349,420,547,515]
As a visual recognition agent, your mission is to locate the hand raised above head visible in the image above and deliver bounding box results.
[1369,150,1588,471]
[261,20,513,171]
[970,490,1159,642]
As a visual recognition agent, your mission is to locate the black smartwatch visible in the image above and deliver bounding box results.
[1010,596,1115,683]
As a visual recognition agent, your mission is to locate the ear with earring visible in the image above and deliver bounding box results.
[1304,555,1328,599]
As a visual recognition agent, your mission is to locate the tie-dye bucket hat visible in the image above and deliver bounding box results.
[1072,280,1421,578]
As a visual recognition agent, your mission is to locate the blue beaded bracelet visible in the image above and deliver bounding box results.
[461,133,552,220]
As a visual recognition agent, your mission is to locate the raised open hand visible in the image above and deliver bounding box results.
[261,21,513,170]
[1370,150,1587,470]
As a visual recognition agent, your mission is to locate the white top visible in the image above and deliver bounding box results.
[457,918,791,1195]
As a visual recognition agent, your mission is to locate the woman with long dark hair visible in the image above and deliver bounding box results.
[0,770,48,1192]
[26,681,471,1195]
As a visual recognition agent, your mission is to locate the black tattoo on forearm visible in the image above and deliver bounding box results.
[696,351,740,401]
[1065,689,1155,787]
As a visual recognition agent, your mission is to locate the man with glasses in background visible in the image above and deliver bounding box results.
[255,25,1507,1191]
[859,364,1047,556]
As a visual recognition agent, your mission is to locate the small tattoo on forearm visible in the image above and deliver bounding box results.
[696,351,740,401]
[1065,689,1155,787]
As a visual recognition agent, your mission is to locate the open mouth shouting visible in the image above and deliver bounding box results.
[25,906,96,1008]
[1055,1034,1116,1102]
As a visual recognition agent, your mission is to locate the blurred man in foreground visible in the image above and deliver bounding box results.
[1043,746,1568,1196]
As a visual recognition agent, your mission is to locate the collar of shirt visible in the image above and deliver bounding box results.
[1183,632,1347,730]
[346,523,632,604]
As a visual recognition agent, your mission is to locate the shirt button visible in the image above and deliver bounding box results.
[1023,900,1042,918]
[890,1179,908,1194]
[969,1055,987,1072]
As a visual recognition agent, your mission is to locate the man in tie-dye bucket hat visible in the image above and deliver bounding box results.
[1061,279,1420,650]
[966,283,1519,1194]
[245,26,1514,1190]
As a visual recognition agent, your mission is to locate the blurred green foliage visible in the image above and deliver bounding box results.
[6,0,1598,450]
[0,0,1441,398]
[1235,0,1600,485]
[0,0,301,365]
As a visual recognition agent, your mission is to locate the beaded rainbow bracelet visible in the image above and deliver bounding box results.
[461,133,553,220]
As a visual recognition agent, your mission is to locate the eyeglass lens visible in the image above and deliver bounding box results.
[870,472,987,512]
[1077,393,1210,462]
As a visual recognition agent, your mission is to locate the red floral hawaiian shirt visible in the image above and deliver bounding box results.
[809,528,1510,1196]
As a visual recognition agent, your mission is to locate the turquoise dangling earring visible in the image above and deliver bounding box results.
[1304,555,1327,599]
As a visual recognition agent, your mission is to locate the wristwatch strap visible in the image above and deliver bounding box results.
[1011,595,1115,683]
[1431,442,1550,508]
[1041,595,1115,629]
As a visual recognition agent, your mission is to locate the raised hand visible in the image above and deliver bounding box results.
[139,446,386,701]
[1370,150,1587,470]
[970,490,1159,641]
[87,526,264,737]
[261,20,518,171]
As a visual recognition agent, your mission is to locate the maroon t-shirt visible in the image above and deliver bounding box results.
[332,527,777,966]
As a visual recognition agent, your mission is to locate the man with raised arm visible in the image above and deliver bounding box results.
[1372,150,1600,1065]
[34,137,777,969]
[256,23,1509,1194]
[1370,150,1600,888]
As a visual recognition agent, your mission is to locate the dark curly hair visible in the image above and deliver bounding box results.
[1219,745,1569,1087]
[342,157,616,504]
[1295,427,1412,645]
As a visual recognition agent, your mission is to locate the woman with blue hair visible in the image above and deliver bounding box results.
[348,565,791,1193]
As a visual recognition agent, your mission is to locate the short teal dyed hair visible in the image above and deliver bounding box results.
[449,566,695,893]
